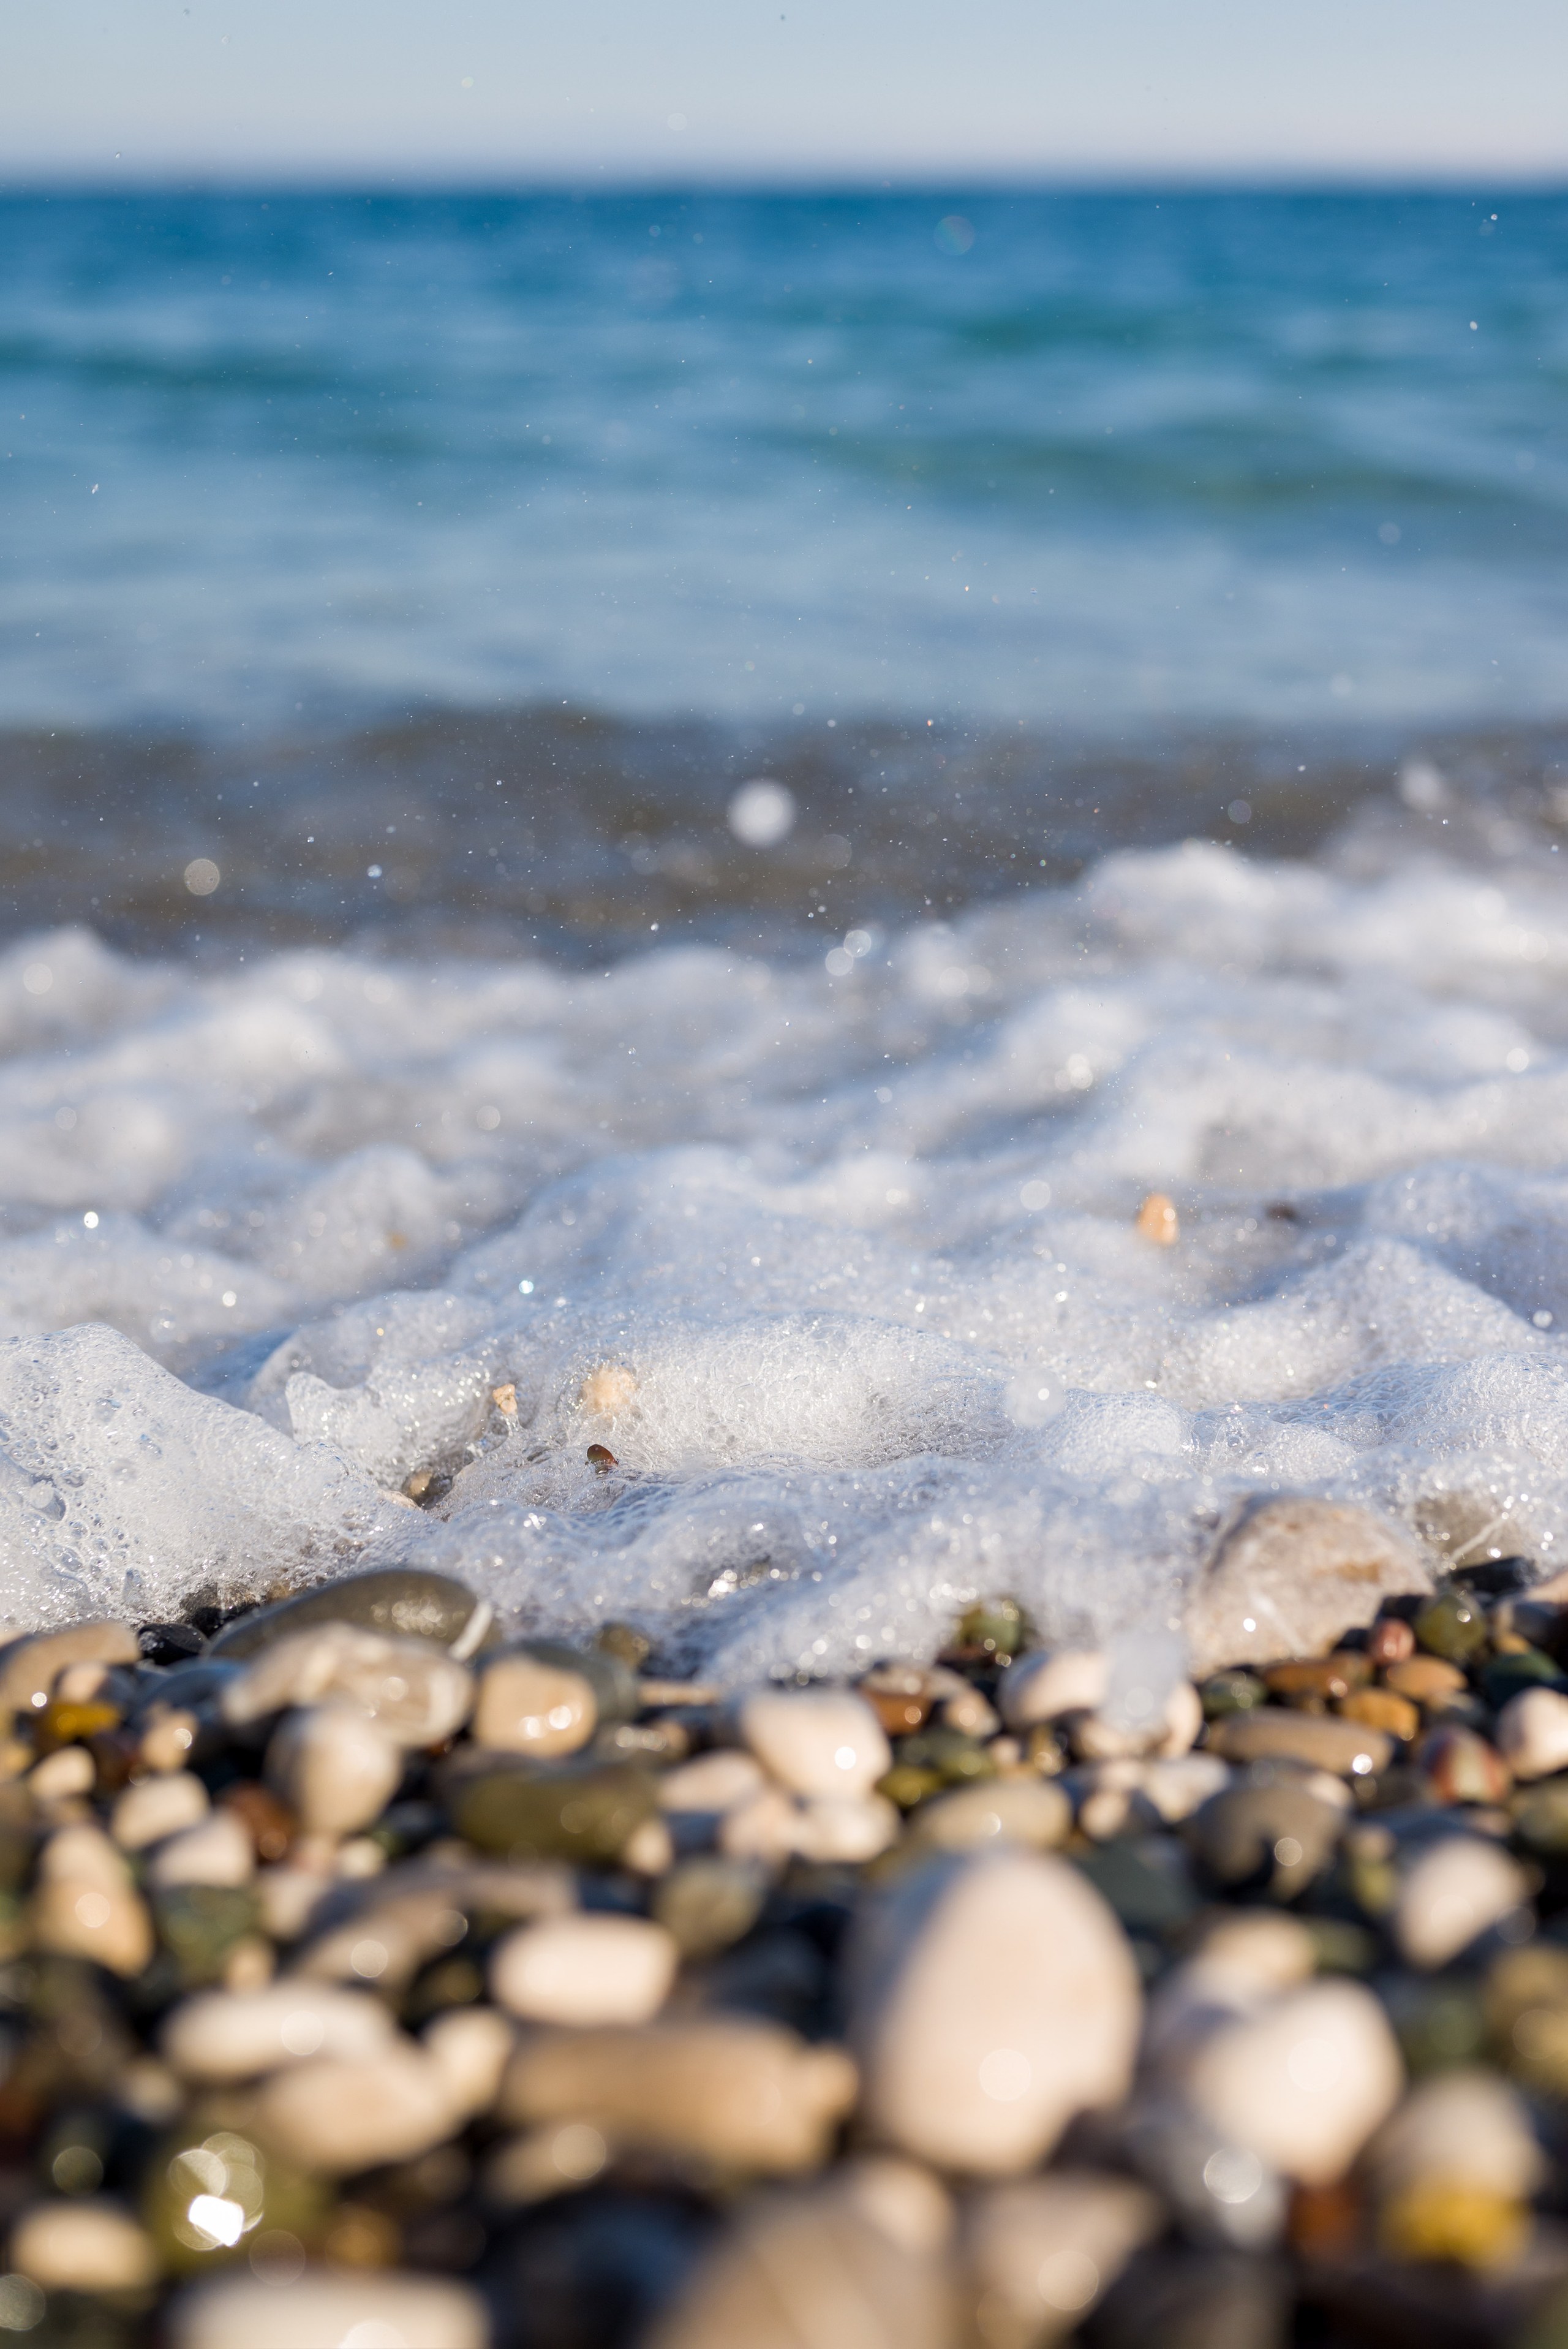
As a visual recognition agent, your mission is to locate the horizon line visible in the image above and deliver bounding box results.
[2,166,1565,196]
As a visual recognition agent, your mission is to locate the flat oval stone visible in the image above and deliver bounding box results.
[249,2040,463,2174]
[112,1771,209,1852]
[1336,1688,1420,1742]
[848,1850,1140,2175]
[11,2197,159,2292]
[146,1811,255,1890]
[793,1793,900,1864]
[1384,1654,1468,1704]
[1182,1976,1404,2185]
[1395,1833,1528,1969]
[500,2018,857,2173]
[1496,1687,1568,1782]
[0,1620,140,1731]
[453,1760,658,1864]
[996,1649,1109,1731]
[167,2270,487,2349]
[740,1688,891,1798]
[161,1981,397,2081]
[1204,1711,1392,1777]
[1186,1781,1342,1894]
[266,1703,402,1833]
[221,1624,472,1747]
[490,1912,679,2026]
[208,1568,491,1660]
[473,1652,597,1757]
[660,1750,767,1817]
[909,1778,1072,1855]
[1186,1499,1428,1678]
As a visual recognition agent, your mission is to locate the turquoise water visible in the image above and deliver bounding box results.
[3,186,1566,736]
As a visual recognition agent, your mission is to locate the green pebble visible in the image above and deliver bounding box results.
[891,1727,996,1785]
[1413,1587,1490,1664]
[1382,1974,1488,2076]
[453,1760,657,1863]
[1199,1668,1268,1720]
[1482,1648,1568,1709]
[878,1765,944,1810]
[144,2123,325,2274]
[150,1886,261,1987]
[1513,1779,1568,1856]
[953,1595,1033,1663]
[652,1856,767,1959]
[208,1567,489,1659]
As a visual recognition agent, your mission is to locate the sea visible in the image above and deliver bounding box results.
[1,186,1567,1677]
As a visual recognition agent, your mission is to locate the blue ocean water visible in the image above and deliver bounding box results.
[2,185,1566,738]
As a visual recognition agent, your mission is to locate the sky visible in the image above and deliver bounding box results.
[4,0,1565,184]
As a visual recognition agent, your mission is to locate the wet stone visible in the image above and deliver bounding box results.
[207,1568,492,1660]
[0,1621,141,1731]
[1185,1780,1342,1897]
[1204,1710,1392,1777]
[1336,1687,1420,1742]
[739,1687,891,1799]
[1413,1587,1490,1665]
[1368,1617,1418,1668]
[265,1702,402,1834]
[1186,1499,1429,1678]
[907,1777,1072,1855]
[111,1771,209,1852]
[11,2197,160,2293]
[996,1648,1108,1731]
[1181,1976,1405,2186]
[1264,1654,1371,1708]
[1384,1653,1468,1705]
[473,1650,597,1757]
[489,1912,679,2027]
[453,1758,659,1864]
[221,1624,473,1748]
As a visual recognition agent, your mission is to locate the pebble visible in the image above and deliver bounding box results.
[644,2185,954,2349]
[473,1649,597,1756]
[995,1648,1109,1731]
[160,1981,397,2081]
[10,2197,160,2291]
[453,1759,658,1864]
[1417,1723,1512,1804]
[739,1687,891,1798]
[167,2271,488,2349]
[490,1912,679,2026]
[908,1777,1072,1854]
[1264,1654,1371,1706]
[1071,1679,1202,1762]
[221,1624,473,1747]
[265,1702,402,1834]
[422,2004,516,2119]
[1337,1687,1420,1741]
[1204,1709,1392,1776]
[962,2170,1164,2349]
[793,1792,900,1864]
[658,1748,767,1831]
[1365,2065,1544,2204]
[112,1770,209,1851]
[145,1810,256,1889]
[1384,1653,1468,1705]
[1394,1832,1528,1969]
[26,1743,95,1800]
[848,1851,1141,2174]
[1140,1753,1232,1823]
[1496,1685,1568,1780]
[1414,1586,1491,1664]
[1185,1499,1428,1677]
[1181,1976,1405,2184]
[1185,1779,1342,1896]
[1136,1190,1180,1244]
[249,2039,466,2174]
[652,1856,768,1958]
[500,2018,858,2173]
[208,1567,492,1661]
[0,1619,140,1730]
[1368,1617,1418,1668]
[31,1872,153,1975]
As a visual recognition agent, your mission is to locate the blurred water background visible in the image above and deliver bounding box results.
[2,185,1566,950]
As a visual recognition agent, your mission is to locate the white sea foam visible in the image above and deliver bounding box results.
[3,820,1568,1677]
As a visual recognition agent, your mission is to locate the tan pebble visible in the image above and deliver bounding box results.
[1384,1654,1467,1704]
[932,1678,999,1739]
[1395,1834,1528,1970]
[138,1705,198,1772]
[250,2041,463,2174]
[112,1771,209,1852]
[37,1822,130,1892]
[1336,1687,1420,1741]
[1194,1908,1319,1989]
[910,1778,1072,1855]
[160,1982,396,2082]
[1182,1977,1404,2185]
[621,1816,675,1875]
[1185,1498,1429,1678]
[383,1489,420,1510]
[1140,1753,1231,1823]
[222,1623,473,1747]
[423,2005,515,2120]
[221,1937,275,1992]
[483,2122,611,2206]
[473,1652,597,1757]
[334,1836,387,1880]
[996,1649,1109,1731]
[1496,1686,1568,1782]
[491,1913,679,2027]
[717,1785,803,1867]
[1366,2065,1544,2204]
[145,1809,255,1890]
[1136,1191,1179,1244]
[659,1749,767,1820]
[644,2185,954,2349]
[1204,1709,1393,1777]
[962,2169,1164,2349]
[841,2155,955,2254]
[491,1383,518,1415]
[53,1660,112,1705]
[739,1687,891,1798]
[792,1793,900,1864]
[265,1703,402,1834]
[28,1745,95,1801]
[580,1364,638,1417]
[166,2271,487,2349]
[0,1621,138,1732]
[1079,1785,1158,1841]
[254,1863,333,1944]
[11,2198,159,2293]
[501,2018,858,2174]
[849,1852,1140,2175]
[31,1877,153,1976]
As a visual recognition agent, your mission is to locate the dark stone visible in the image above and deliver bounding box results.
[481,2185,717,2349]
[453,1761,658,1864]
[1083,2250,1290,2349]
[135,1623,205,1665]
[1482,1649,1568,1710]
[1072,1834,1200,1934]
[206,1567,490,1659]
[1453,1556,1539,1597]
[1185,1779,1341,1897]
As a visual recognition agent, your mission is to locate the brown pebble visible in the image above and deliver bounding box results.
[1136,1192,1179,1245]
[1265,1655,1371,1709]
[1204,1710,1393,1777]
[222,1782,297,1864]
[1417,1725,1512,1806]
[859,1665,935,1738]
[586,1444,617,1473]
[1368,1617,1417,1668]
[1336,1689,1420,1742]
[1384,1654,1468,1705]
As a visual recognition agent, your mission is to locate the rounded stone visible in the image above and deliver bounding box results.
[644,2188,954,2349]
[660,1749,767,1826]
[249,2040,464,2174]
[1496,1686,1568,1782]
[473,1652,596,1757]
[167,2271,487,2349]
[221,1624,473,1747]
[1071,1680,1202,1763]
[1365,2065,1544,2204]
[0,1621,140,1732]
[1336,1688,1420,1741]
[996,1649,1109,1731]
[1384,1654,1468,1705]
[962,2170,1164,2349]
[847,1850,1141,2176]
[500,2018,857,2174]
[208,1568,491,1661]
[1414,1588,1490,1664]
[160,1983,398,2081]
[652,1856,768,1959]
[1417,1724,1512,1806]
[11,2197,159,2292]
[909,1778,1072,1855]
[1204,1711,1392,1777]
[739,1688,891,1798]
[1395,1834,1528,1970]
[1182,1977,1404,2185]
[489,1912,679,2027]
[32,1875,153,1976]
[793,1793,900,1864]
[146,1811,256,1891]
[1186,1499,1428,1678]
[112,1771,210,1852]
[453,1760,658,1864]
[1186,1781,1341,1896]
[265,1703,402,1835]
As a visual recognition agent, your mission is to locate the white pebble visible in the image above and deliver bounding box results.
[739,1687,890,1798]
[11,2198,159,2292]
[222,1622,472,1747]
[1182,1978,1404,2185]
[491,1913,679,2027]
[996,1649,1108,1731]
[660,1750,767,1815]
[112,1771,210,1851]
[423,2005,516,2119]
[250,2041,464,2175]
[910,1779,1072,1854]
[1395,1833,1528,1970]
[145,1810,255,1890]
[160,1983,397,2082]
[963,2169,1164,2346]
[28,1745,96,1800]
[793,1793,900,1864]
[1366,2065,1544,2203]
[473,1652,597,1757]
[167,2269,487,2349]
[1496,1685,1568,1781]
[265,1702,402,1834]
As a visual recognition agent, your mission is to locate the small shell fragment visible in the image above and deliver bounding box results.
[491,1383,518,1415]
[580,1364,638,1417]
[1136,1191,1179,1245]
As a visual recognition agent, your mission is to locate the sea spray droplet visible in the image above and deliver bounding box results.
[183,858,221,896]
[727,779,795,846]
